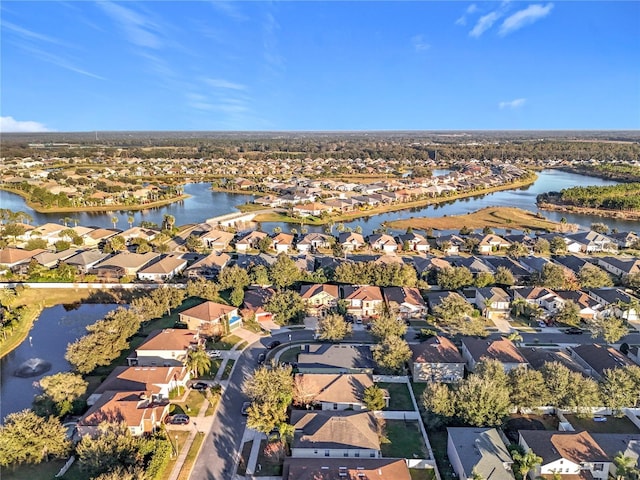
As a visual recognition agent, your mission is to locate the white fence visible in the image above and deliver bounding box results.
[1,282,180,289]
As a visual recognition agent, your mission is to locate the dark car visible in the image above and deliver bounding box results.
[257,352,266,364]
[566,327,584,335]
[166,414,190,425]
[191,382,209,391]
[267,340,281,349]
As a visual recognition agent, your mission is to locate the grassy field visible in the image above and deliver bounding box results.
[380,420,428,459]
[378,382,415,411]
[388,206,562,233]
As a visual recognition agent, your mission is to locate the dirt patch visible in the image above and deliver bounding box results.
[504,415,550,444]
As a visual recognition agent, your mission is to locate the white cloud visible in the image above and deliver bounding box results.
[411,34,430,52]
[455,4,478,26]
[499,3,553,36]
[0,116,51,133]
[499,98,527,109]
[98,1,162,49]
[210,1,247,21]
[469,11,502,37]
[2,20,72,47]
[203,78,246,90]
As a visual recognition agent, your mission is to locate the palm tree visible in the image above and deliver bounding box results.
[273,226,282,235]
[614,452,639,480]
[186,347,212,378]
[511,449,542,479]
[127,215,135,228]
[507,331,523,344]
[110,216,118,229]
[163,214,175,231]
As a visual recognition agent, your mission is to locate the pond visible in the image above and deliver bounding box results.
[0,303,118,421]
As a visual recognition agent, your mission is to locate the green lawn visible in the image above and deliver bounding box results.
[171,389,207,416]
[209,334,243,350]
[255,439,284,476]
[175,432,205,480]
[2,460,67,480]
[380,420,428,459]
[378,382,415,411]
[565,414,640,434]
[278,346,302,364]
[428,429,456,480]
[410,469,437,480]
[222,359,235,380]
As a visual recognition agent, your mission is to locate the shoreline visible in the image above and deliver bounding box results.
[536,201,640,221]
[251,174,538,226]
[0,186,191,214]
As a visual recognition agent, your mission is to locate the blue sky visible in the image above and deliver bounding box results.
[1,1,639,132]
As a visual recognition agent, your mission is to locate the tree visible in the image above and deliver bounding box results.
[541,362,573,408]
[437,266,474,290]
[2,223,26,243]
[76,421,141,476]
[370,306,407,340]
[601,366,640,416]
[474,272,495,288]
[613,452,639,480]
[249,264,270,286]
[591,222,609,234]
[555,300,581,327]
[433,294,485,336]
[533,237,550,254]
[244,363,294,406]
[269,253,300,289]
[24,237,48,250]
[455,373,510,427]
[422,382,456,418]
[508,366,550,411]
[579,264,613,289]
[217,265,250,291]
[317,313,352,341]
[507,242,529,259]
[127,215,135,228]
[35,372,88,417]
[0,409,71,467]
[54,240,71,252]
[110,216,119,229]
[494,266,515,286]
[511,449,543,480]
[186,347,212,377]
[265,290,306,325]
[229,286,245,307]
[245,399,289,435]
[162,214,175,231]
[185,234,204,253]
[565,372,601,418]
[550,236,568,254]
[363,385,386,411]
[372,335,411,374]
[186,278,219,301]
[257,235,273,253]
[588,316,629,344]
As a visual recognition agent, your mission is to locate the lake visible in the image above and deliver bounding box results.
[1,170,638,236]
[0,303,118,421]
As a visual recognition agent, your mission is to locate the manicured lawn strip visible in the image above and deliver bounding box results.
[428,429,457,480]
[380,420,427,459]
[201,358,222,379]
[2,460,66,480]
[278,346,302,364]
[565,414,640,434]
[255,439,284,476]
[378,382,415,411]
[159,430,192,480]
[236,340,248,350]
[222,359,235,380]
[236,440,254,476]
[171,390,206,415]
[175,432,205,480]
[210,334,243,350]
[410,469,437,480]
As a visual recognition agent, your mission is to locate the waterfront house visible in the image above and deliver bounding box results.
[338,232,366,252]
[127,328,201,367]
[137,255,187,282]
[477,234,511,254]
[179,301,241,337]
[565,230,617,253]
[120,227,159,243]
[235,230,268,252]
[410,336,465,383]
[447,427,515,480]
[296,233,332,253]
[396,231,430,253]
[368,233,399,254]
[290,410,381,459]
[198,229,235,252]
[272,232,295,254]
[293,202,330,217]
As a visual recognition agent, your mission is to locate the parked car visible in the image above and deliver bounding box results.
[266,340,281,349]
[191,382,209,391]
[166,414,190,425]
[257,352,266,364]
[206,350,222,358]
[566,327,584,335]
[241,402,251,416]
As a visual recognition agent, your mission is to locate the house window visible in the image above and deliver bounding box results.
[355,452,360,458]
[333,403,338,410]
[594,464,604,472]
[344,452,349,457]
[314,449,318,455]
[370,452,375,457]
[325,450,330,457]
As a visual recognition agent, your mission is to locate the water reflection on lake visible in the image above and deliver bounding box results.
[0,303,118,420]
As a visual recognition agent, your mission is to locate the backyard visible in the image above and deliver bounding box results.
[564,414,640,434]
[377,382,415,411]
[380,420,428,459]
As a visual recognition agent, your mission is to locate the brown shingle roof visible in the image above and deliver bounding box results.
[136,328,199,352]
[94,366,188,395]
[300,283,340,300]
[138,255,187,274]
[283,457,411,480]
[411,336,465,364]
[519,431,610,465]
[463,337,528,365]
[180,301,236,321]
[291,410,380,451]
[294,373,373,405]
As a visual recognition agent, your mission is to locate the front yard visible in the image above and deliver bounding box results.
[380,420,428,459]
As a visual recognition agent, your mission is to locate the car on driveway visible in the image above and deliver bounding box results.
[166,414,190,425]
[566,327,584,335]
[206,350,222,358]
[257,353,266,364]
[266,340,281,349]
[191,382,209,391]
[241,402,251,416]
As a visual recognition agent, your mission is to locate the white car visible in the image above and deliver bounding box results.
[206,350,222,358]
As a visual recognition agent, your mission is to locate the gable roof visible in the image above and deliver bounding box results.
[138,255,187,274]
[136,328,199,352]
[294,373,374,405]
[447,427,514,479]
[300,283,340,300]
[96,251,160,269]
[519,431,610,465]
[283,457,411,480]
[93,366,188,396]
[297,344,375,371]
[180,301,236,321]
[411,336,465,364]
[0,247,47,265]
[342,285,383,302]
[65,250,110,267]
[462,337,528,365]
[571,343,634,376]
[291,410,380,451]
[383,286,426,307]
[79,390,166,432]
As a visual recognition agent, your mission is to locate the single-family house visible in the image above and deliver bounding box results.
[300,284,340,316]
[461,337,529,372]
[33,248,79,268]
[591,434,640,478]
[83,228,120,247]
[65,250,111,274]
[569,343,635,381]
[137,255,187,282]
[587,288,639,321]
[0,247,47,270]
[94,251,160,279]
[293,202,330,217]
[338,232,366,252]
[120,227,159,243]
[235,230,268,252]
[242,286,275,323]
[383,286,427,319]
[297,344,375,374]
[555,290,599,319]
[565,230,617,253]
[184,252,231,279]
[282,457,411,480]
[596,256,640,279]
[512,287,563,316]
[518,347,585,374]
[341,285,384,320]
[198,229,235,251]
[272,232,295,254]
[519,430,610,480]
[296,233,332,253]
[473,287,511,318]
[127,328,201,367]
[447,427,515,480]
[609,231,639,249]
[290,410,381,459]
[293,373,384,410]
[396,232,430,253]
[410,336,465,383]
[368,234,398,254]
[435,234,466,255]
[477,234,511,254]
[179,301,241,337]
